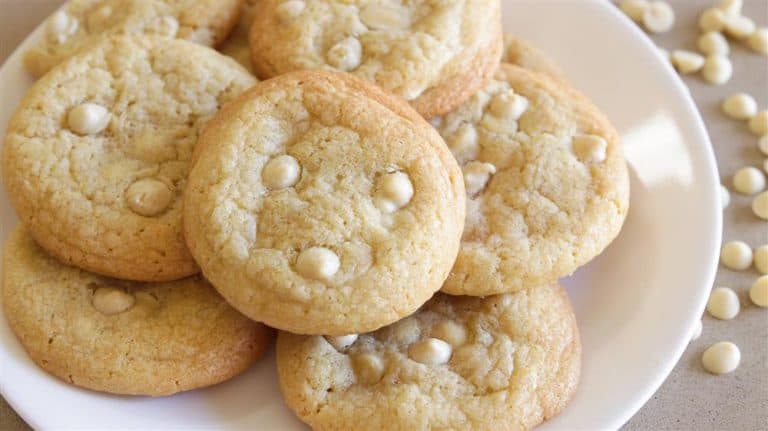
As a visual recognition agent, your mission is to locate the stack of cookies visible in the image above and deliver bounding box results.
[1,1,630,429]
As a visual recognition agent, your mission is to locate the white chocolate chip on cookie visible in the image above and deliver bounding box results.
[463,161,496,196]
[572,134,608,163]
[449,124,479,164]
[47,10,78,44]
[326,37,362,71]
[488,90,528,120]
[352,353,385,385]
[296,247,340,280]
[91,286,135,316]
[276,0,306,22]
[263,155,301,190]
[325,334,358,351]
[431,320,467,347]
[376,171,414,213]
[67,103,110,135]
[126,179,173,217]
[360,4,410,30]
[408,337,452,365]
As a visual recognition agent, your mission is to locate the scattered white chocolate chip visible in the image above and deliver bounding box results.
[707,287,740,320]
[360,4,410,30]
[326,37,362,71]
[619,0,650,22]
[91,286,135,316]
[462,161,496,196]
[276,0,306,22]
[702,341,740,374]
[325,334,358,351]
[723,15,755,40]
[759,135,768,156]
[47,10,78,44]
[375,171,414,213]
[431,320,467,347]
[296,247,340,280]
[488,90,528,120]
[699,8,727,32]
[352,353,384,384]
[721,93,758,120]
[749,111,768,136]
[702,55,732,85]
[125,178,173,217]
[718,0,742,16]
[671,50,705,74]
[721,184,731,209]
[748,27,768,55]
[408,338,452,365]
[572,134,608,163]
[720,240,753,270]
[733,166,766,195]
[262,154,301,190]
[754,245,768,274]
[698,31,730,56]
[449,123,479,164]
[752,191,768,220]
[67,103,110,135]
[749,275,768,307]
[691,319,703,342]
[642,1,675,34]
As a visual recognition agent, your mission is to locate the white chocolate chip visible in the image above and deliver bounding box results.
[718,0,742,16]
[690,319,702,342]
[707,287,740,320]
[276,0,306,22]
[759,135,768,156]
[723,14,755,40]
[92,286,135,315]
[749,111,768,136]
[47,10,79,44]
[749,275,768,307]
[449,124,479,164]
[325,334,358,351]
[733,166,766,195]
[67,103,110,135]
[754,245,768,274]
[152,16,179,37]
[296,247,340,280]
[721,184,730,209]
[702,341,740,374]
[263,155,301,190]
[721,93,758,120]
[326,37,362,71]
[619,0,650,22]
[642,1,675,34]
[375,171,413,213]
[352,353,384,384]
[462,161,496,196]
[360,4,410,30]
[699,8,727,32]
[702,55,732,85]
[720,240,753,270]
[488,90,528,121]
[572,134,608,163]
[752,191,768,220]
[671,50,705,74]
[125,178,173,217]
[408,338,452,365]
[431,320,467,347]
[748,27,768,55]
[698,32,729,56]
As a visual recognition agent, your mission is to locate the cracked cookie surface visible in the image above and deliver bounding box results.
[3,36,256,281]
[2,227,272,396]
[248,0,503,118]
[276,282,580,430]
[434,64,630,296]
[184,70,465,335]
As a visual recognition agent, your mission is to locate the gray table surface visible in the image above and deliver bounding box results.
[1,0,766,430]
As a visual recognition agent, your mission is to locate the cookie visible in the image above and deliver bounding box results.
[2,36,256,281]
[433,64,630,296]
[23,0,243,77]
[276,282,581,430]
[219,0,262,73]
[184,70,465,335]
[503,34,567,82]
[248,0,503,118]
[2,227,272,396]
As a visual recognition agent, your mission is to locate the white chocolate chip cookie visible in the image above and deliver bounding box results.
[23,0,243,78]
[276,282,581,430]
[2,36,256,281]
[218,0,263,73]
[249,0,503,118]
[435,64,630,296]
[2,227,272,396]
[502,34,567,82]
[184,71,465,335]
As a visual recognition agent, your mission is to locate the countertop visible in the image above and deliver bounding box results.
[0,0,766,429]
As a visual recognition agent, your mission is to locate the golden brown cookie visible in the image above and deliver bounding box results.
[218,0,262,73]
[502,34,567,82]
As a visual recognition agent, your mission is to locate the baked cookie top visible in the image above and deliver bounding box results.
[249,0,503,118]
[433,64,630,296]
[219,0,262,73]
[2,227,272,396]
[2,36,256,282]
[276,283,581,430]
[503,34,567,82]
[23,0,243,77]
[184,71,465,335]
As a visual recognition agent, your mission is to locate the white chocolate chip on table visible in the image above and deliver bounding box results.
[749,27,768,54]
[702,341,741,375]
[720,240,753,270]
[698,31,730,56]
[619,0,650,22]
[642,1,676,34]
[750,275,768,307]
[706,287,740,320]
[702,55,733,85]
[699,7,727,32]
[752,191,768,220]
[722,93,757,120]
[749,110,768,136]
[759,135,768,156]
[671,50,705,74]
[732,166,766,195]
[724,14,756,39]
[754,245,768,275]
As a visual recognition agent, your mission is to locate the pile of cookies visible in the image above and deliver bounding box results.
[1,1,630,429]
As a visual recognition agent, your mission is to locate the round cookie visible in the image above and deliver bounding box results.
[248,0,503,118]
[219,0,263,73]
[276,282,581,430]
[3,36,256,281]
[502,34,567,82]
[184,70,465,335]
[433,64,630,296]
[23,0,243,77]
[2,227,272,396]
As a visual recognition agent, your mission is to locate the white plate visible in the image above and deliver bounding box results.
[0,1,722,429]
